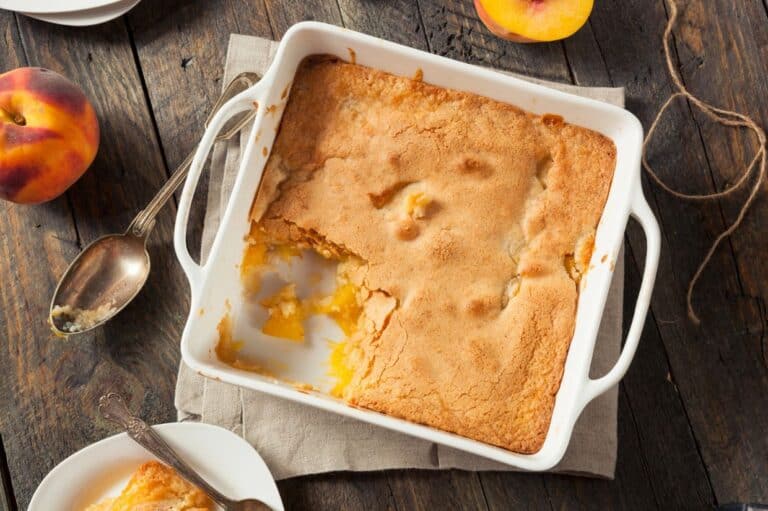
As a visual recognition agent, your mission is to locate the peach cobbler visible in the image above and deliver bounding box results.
[226,57,616,453]
[86,461,213,511]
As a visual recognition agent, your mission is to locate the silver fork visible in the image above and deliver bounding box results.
[99,393,271,511]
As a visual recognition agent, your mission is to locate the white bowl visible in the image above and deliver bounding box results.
[173,22,660,472]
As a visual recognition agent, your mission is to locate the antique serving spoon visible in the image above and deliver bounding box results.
[99,393,272,511]
[49,72,260,336]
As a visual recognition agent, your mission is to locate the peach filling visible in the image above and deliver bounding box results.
[225,221,366,395]
[404,191,431,219]
[328,338,355,397]
[215,310,272,375]
[241,223,301,293]
[312,283,362,337]
[260,284,305,341]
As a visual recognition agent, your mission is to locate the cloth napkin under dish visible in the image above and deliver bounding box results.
[176,34,626,480]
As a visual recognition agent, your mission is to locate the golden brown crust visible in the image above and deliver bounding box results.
[85,461,213,511]
[251,58,616,453]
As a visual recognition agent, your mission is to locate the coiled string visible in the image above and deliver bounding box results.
[643,0,766,324]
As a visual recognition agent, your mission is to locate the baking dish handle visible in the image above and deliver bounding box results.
[174,86,261,289]
[582,189,660,406]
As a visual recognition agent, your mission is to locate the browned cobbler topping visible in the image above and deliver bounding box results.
[542,113,565,126]
[232,57,616,454]
[85,461,214,510]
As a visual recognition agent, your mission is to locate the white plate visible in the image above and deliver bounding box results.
[1,0,119,14]
[28,422,284,511]
[21,0,140,26]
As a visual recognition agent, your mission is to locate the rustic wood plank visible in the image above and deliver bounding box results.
[0,25,33,506]
[619,244,715,508]
[501,390,660,511]
[278,472,398,510]
[663,0,768,501]
[337,0,429,50]
[576,0,768,505]
[128,0,273,158]
[542,388,660,511]
[386,470,488,511]
[536,294,661,510]
[0,12,188,509]
[417,0,572,79]
[562,5,718,508]
[126,0,274,260]
[0,435,18,511]
[569,3,735,505]
[0,10,88,510]
[263,0,343,38]
[559,20,612,87]
[480,386,668,510]
[478,472,552,510]
[0,187,85,510]
[3,0,767,508]
[14,12,188,396]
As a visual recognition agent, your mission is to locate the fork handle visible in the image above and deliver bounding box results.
[98,392,235,509]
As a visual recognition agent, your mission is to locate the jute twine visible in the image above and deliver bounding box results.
[643,0,766,324]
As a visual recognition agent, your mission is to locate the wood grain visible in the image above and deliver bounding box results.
[278,472,398,511]
[579,0,768,504]
[0,436,17,511]
[1,12,187,509]
[621,243,715,508]
[386,470,489,511]
[0,30,32,511]
[563,4,718,508]
[0,10,85,510]
[479,472,552,510]
[126,0,274,260]
[665,0,768,502]
[417,0,571,79]
[263,0,343,38]
[2,0,768,509]
[337,0,429,50]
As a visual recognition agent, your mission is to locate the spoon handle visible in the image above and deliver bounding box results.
[127,71,260,239]
[127,149,195,238]
[98,392,234,509]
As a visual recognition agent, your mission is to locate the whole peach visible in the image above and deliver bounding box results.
[0,67,99,204]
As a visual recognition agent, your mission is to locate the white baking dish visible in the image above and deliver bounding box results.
[174,21,660,471]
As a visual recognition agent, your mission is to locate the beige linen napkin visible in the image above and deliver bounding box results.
[176,34,626,479]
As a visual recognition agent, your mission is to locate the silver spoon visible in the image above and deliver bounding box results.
[49,72,260,336]
[99,393,272,511]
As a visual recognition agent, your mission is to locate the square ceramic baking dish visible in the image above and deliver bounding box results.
[174,21,660,471]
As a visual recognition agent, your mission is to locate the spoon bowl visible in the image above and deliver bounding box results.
[49,72,260,336]
[50,233,150,334]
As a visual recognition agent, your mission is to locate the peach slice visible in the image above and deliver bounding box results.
[475,0,594,43]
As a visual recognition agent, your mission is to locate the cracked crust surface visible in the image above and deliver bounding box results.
[249,57,616,453]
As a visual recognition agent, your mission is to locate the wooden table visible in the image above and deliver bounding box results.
[1,1,767,509]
